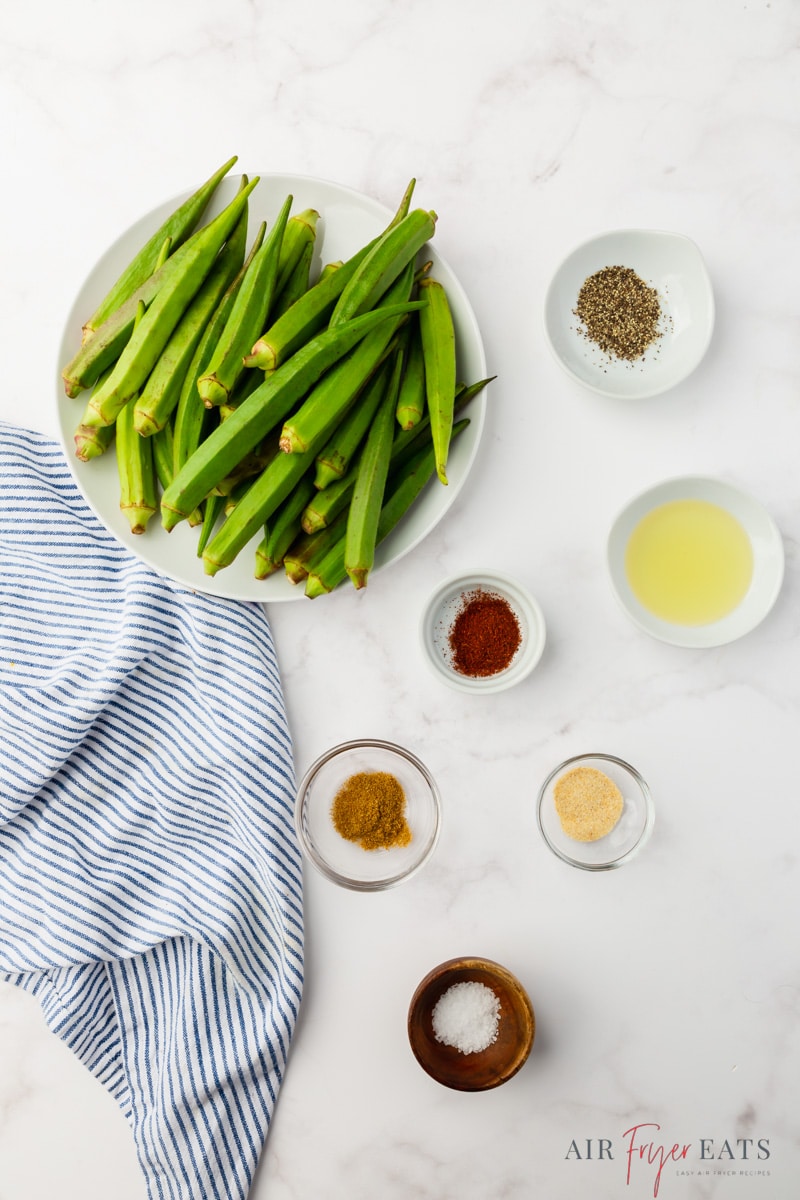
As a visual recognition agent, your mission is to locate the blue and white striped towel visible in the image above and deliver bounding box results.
[0,423,303,1200]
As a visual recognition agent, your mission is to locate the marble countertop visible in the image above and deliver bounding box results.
[1,2,798,1198]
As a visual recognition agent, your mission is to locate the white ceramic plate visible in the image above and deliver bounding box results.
[607,476,784,648]
[56,172,488,601]
[543,228,714,400]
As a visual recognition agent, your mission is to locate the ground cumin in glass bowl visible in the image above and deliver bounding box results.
[407,957,535,1091]
[420,570,546,693]
[294,739,442,891]
[536,753,655,871]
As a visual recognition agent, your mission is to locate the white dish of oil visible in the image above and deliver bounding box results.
[607,477,784,648]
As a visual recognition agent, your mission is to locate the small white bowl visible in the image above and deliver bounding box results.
[543,228,714,399]
[607,476,784,648]
[420,571,546,694]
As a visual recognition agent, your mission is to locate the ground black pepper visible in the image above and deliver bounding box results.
[574,265,662,361]
[448,588,521,678]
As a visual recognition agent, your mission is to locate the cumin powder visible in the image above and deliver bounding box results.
[331,771,412,850]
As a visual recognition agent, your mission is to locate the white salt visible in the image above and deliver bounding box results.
[431,980,501,1054]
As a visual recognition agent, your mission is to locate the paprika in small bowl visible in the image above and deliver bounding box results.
[420,570,546,693]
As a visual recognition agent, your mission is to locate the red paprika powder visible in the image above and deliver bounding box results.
[448,588,522,678]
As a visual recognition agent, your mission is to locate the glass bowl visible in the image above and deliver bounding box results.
[419,570,546,694]
[407,956,535,1091]
[543,228,714,399]
[294,739,441,890]
[537,753,654,871]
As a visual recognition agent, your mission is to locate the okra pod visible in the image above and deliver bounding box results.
[152,421,175,491]
[198,195,292,408]
[417,275,456,485]
[301,468,355,534]
[82,156,238,339]
[116,396,157,535]
[82,177,260,427]
[269,239,314,322]
[305,418,469,598]
[242,239,375,371]
[395,314,426,430]
[172,220,265,475]
[74,420,115,461]
[313,355,391,489]
[284,511,349,584]
[196,493,225,557]
[279,262,420,455]
[133,209,249,436]
[201,445,318,575]
[256,475,317,577]
[329,208,437,327]
[302,375,492,533]
[161,302,421,530]
[273,208,318,298]
[344,352,403,588]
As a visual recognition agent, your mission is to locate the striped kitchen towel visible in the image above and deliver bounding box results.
[0,422,303,1200]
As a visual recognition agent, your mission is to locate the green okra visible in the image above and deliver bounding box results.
[196,493,225,557]
[116,396,157,534]
[344,352,403,588]
[279,262,420,455]
[73,366,115,460]
[202,444,318,575]
[152,420,175,491]
[82,156,238,339]
[242,239,376,371]
[301,467,355,534]
[395,313,426,430]
[132,206,250,437]
[114,299,157,534]
[329,208,437,328]
[256,475,317,577]
[161,302,422,531]
[64,277,161,398]
[273,208,319,298]
[317,261,343,283]
[301,374,492,534]
[198,194,293,407]
[390,374,495,476]
[313,355,392,490]
[211,439,281,496]
[82,177,260,427]
[284,511,349,584]
[417,275,456,485]
[269,239,314,323]
[172,220,266,475]
[304,417,469,599]
[73,421,115,461]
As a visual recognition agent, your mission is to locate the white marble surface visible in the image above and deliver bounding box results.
[1,1,799,1197]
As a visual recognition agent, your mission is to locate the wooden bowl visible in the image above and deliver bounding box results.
[407,957,535,1091]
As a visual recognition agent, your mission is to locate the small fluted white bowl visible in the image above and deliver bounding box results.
[420,571,546,694]
[544,228,714,399]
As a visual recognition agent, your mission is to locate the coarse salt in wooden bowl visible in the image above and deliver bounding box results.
[407,957,535,1091]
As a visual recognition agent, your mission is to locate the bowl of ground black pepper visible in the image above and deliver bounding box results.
[420,570,546,693]
[543,229,714,399]
[295,739,442,890]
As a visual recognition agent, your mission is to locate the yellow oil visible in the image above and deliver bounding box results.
[625,498,753,626]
